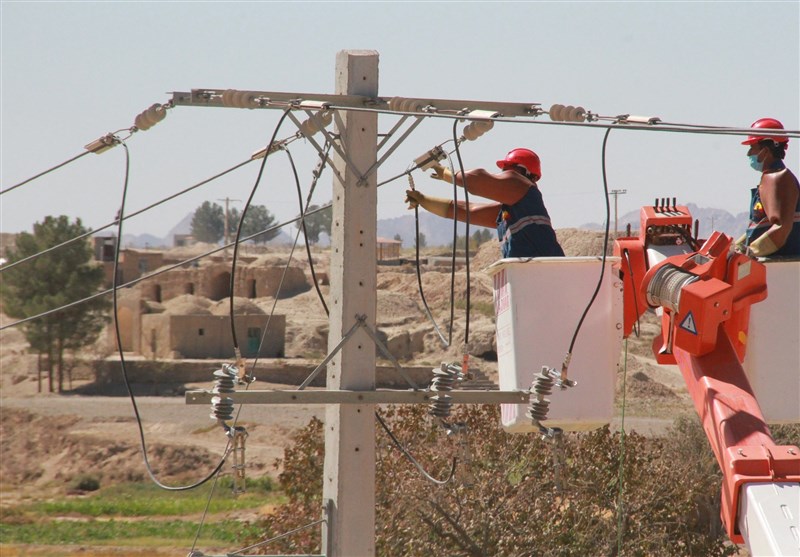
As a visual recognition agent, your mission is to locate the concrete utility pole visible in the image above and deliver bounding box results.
[322,50,379,557]
[609,189,627,238]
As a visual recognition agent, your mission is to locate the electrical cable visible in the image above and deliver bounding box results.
[326,103,800,140]
[290,143,331,317]
[191,139,334,550]
[1,150,94,196]
[228,108,293,354]
[0,207,333,332]
[451,120,471,346]
[563,128,613,358]
[409,171,449,348]
[446,153,458,347]
[622,249,642,338]
[108,139,228,491]
[375,411,456,485]
[0,157,256,273]
[227,518,327,556]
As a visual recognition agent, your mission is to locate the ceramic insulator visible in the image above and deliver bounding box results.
[134,104,167,131]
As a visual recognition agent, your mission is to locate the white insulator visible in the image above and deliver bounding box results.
[234,91,259,109]
[388,96,404,111]
[221,89,239,107]
[462,123,480,141]
[475,119,494,132]
[462,119,494,141]
[567,106,587,122]
[549,104,565,122]
[298,110,333,137]
[408,99,424,112]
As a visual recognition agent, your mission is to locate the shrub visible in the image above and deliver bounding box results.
[250,407,739,556]
[72,474,101,492]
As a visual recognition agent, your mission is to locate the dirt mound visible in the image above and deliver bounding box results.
[0,409,218,493]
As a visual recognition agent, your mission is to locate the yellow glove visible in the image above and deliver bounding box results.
[429,164,454,183]
[405,190,451,218]
[748,234,779,257]
[733,233,747,254]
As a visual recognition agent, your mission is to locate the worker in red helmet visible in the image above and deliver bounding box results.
[405,148,564,258]
[735,118,800,257]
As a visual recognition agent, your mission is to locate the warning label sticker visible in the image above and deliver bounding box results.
[680,311,698,335]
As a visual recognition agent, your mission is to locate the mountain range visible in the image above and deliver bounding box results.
[121,204,749,249]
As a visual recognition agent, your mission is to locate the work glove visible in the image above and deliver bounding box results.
[733,233,747,254]
[405,190,451,218]
[429,164,454,183]
[747,234,779,257]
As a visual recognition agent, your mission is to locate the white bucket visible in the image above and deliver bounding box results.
[744,259,800,424]
[487,257,624,432]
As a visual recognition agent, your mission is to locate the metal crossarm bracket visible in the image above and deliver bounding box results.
[186,389,531,406]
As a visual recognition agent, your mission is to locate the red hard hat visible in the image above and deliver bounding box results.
[742,117,789,146]
[496,148,542,180]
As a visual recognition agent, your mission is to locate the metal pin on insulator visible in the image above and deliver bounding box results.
[298,110,333,137]
[428,362,462,419]
[134,103,167,131]
[210,364,238,423]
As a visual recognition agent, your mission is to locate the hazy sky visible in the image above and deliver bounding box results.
[2,1,798,239]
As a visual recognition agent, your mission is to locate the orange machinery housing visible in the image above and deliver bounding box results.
[613,201,800,545]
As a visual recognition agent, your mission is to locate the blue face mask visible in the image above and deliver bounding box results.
[749,154,764,172]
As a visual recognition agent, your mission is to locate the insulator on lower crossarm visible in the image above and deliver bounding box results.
[527,365,577,435]
[210,364,238,423]
[134,103,168,131]
[428,362,463,420]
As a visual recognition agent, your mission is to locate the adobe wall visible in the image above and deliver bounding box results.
[141,314,286,359]
[139,264,309,303]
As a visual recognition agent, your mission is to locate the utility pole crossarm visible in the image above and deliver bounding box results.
[186,389,531,406]
[170,89,542,118]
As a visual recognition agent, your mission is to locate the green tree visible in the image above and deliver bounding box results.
[296,204,332,245]
[415,232,427,249]
[190,201,224,243]
[0,216,110,392]
[231,205,280,244]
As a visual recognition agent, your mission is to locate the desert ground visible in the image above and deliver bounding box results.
[0,233,693,555]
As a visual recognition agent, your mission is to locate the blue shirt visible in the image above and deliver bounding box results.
[496,186,564,258]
